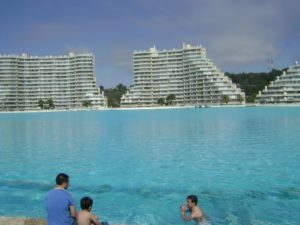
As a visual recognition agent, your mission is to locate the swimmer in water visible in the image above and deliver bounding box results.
[180,195,210,225]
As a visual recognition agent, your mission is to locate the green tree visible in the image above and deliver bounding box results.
[116,83,127,92]
[226,69,286,103]
[104,83,128,107]
[38,99,45,109]
[107,98,119,107]
[247,95,257,103]
[166,94,176,105]
[82,100,92,108]
[222,95,230,104]
[46,99,55,109]
[157,98,165,106]
[238,94,244,103]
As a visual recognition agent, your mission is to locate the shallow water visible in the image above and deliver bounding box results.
[0,107,300,224]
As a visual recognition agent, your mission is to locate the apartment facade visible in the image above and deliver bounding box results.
[121,44,245,107]
[0,53,106,111]
[257,60,300,103]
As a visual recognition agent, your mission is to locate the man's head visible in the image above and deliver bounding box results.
[187,195,198,208]
[56,173,69,189]
[80,197,93,211]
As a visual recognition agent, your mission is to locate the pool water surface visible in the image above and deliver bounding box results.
[0,107,299,224]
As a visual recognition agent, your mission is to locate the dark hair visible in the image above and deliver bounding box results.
[187,195,198,205]
[81,197,93,210]
[56,173,69,185]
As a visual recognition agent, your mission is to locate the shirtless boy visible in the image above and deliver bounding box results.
[77,197,109,225]
[180,195,209,224]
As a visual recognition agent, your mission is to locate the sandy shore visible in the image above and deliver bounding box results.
[0,105,194,113]
[109,105,195,110]
[0,217,46,225]
[0,108,108,114]
[0,104,300,114]
[0,217,125,225]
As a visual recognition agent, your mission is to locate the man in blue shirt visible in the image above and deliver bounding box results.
[46,173,76,225]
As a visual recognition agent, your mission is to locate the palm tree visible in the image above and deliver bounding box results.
[157,98,165,106]
[82,100,92,108]
[38,99,45,109]
[166,94,176,105]
[46,99,55,109]
[222,95,230,104]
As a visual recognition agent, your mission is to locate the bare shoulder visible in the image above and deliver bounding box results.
[77,210,88,217]
[191,206,203,219]
[77,210,92,225]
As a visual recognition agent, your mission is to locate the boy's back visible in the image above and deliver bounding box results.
[77,210,101,225]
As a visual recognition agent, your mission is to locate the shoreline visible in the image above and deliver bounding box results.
[0,103,300,114]
[0,217,46,225]
[0,217,125,225]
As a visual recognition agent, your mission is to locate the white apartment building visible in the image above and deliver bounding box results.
[257,60,300,103]
[121,44,245,107]
[0,53,106,111]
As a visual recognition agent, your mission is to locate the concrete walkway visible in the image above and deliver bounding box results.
[0,217,126,225]
[0,217,46,225]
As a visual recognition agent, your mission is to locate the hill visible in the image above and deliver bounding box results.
[226,69,286,102]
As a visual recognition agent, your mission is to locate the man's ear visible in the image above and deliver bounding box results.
[63,182,68,188]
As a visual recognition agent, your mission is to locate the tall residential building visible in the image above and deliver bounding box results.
[121,43,245,107]
[257,60,300,104]
[0,53,106,111]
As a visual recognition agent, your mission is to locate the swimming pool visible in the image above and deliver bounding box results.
[0,107,299,224]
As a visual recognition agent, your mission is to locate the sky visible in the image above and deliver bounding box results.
[1,0,299,88]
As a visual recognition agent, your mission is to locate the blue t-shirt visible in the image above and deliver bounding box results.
[45,188,76,225]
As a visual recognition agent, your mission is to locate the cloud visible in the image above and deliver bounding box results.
[1,0,299,86]
[132,0,300,70]
[21,22,83,43]
[98,46,132,71]
[65,46,93,54]
[94,46,134,87]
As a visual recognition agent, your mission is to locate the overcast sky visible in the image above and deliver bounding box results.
[1,0,299,88]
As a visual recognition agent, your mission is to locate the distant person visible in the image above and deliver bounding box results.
[180,195,210,225]
[45,173,76,225]
[77,196,109,225]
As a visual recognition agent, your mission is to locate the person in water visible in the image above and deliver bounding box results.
[180,195,209,224]
[77,196,109,225]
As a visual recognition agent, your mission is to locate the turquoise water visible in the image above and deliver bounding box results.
[0,107,300,225]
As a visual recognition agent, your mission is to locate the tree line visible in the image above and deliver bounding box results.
[104,69,285,106]
[226,69,286,102]
[37,69,286,109]
[102,83,128,107]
